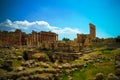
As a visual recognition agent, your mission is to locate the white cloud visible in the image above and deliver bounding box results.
[0,19,58,30]
[52,27,80,34]
[0,19,81,39]
[35,21,58,30]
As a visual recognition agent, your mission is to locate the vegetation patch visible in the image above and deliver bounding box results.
[13,59,22,67]
[102,49,111,54]
[71,68,86,80]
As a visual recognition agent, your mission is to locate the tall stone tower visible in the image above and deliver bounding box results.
[89,23,96,40]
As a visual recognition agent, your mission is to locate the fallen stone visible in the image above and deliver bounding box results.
[14,66,25,72]
[39,62,49,68]
[115,68,120,76]
[107,73,119,80]
[2,60,13,71]
[68,76,72,80]
[84,58,89,61]
[95,73,104,80]
[17,56,23,60]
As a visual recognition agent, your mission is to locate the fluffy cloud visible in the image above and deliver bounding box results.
[0,19,81,39]
[0,19,58,30]
[52,27,80,34]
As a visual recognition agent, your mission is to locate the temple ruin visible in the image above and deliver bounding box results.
[0,23,96,52]
[0,30,58,47]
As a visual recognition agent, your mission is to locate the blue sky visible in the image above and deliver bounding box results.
[0,0,120,40]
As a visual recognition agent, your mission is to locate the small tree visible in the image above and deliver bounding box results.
[62,38,70,41]
[116,36,120,42]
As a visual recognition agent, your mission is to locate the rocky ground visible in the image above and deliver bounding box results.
[0,47,120,80]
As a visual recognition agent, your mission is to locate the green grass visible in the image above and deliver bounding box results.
[101,49,112,54]
[58,47,116,80]
[13,59,22,67]
[84,49,115,79]
[112,48,120,55]
[72,61,114,80]
[58,69,86,80]
[15,49,24,56]
[58,73,69,80]
[89,62,114,79]
[71,68,86,80]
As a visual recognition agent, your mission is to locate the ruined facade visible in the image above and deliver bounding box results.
[76,34,91,47]
[76,34,89,45]
[0,30,58,47]
[26,31,58,46]
[76,23,96,47]
[0,29,22,47]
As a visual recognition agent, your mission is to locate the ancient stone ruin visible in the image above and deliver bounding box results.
[0,23,96,52]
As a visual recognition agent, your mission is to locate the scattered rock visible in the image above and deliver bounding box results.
[107,73,119,80]
[84,58,89,61]
[2,60,13,71]
[58,65,62,69]
[17,56,23,60]
[32,53,49,62]
[48,52,81,63]
[115,63,120,68]
[34,62,40,67]
[14,66,25,72]
[115,54,120,61]
[115,53,120,77]
[115,68,120,76]
[39,62,49,68]
[87,60,94,64]
[68,76,72,80]
[106,58,112,61]
[21,60,35,68]
[95,73,104,80]
[65,69,72,74]
[84,64,87,67]
[11,55,17,59]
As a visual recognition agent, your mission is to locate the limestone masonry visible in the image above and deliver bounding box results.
[0,30,58,47]
[90,23,96,40]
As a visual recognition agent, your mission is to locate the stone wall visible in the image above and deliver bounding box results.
[75,23,96,47]
[0,30,58,47]
[76,34,90,46]
[48,52,82,63]
[0,29,22,47]
[39,41,82,52]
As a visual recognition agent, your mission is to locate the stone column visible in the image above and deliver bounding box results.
[89,23,96,40]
